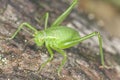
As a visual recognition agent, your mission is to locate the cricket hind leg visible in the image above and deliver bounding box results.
[50,0,78,27]
[78,32,105,67]
[62,32,106,68]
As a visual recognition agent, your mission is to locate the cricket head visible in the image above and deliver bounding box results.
[33,31,45,46]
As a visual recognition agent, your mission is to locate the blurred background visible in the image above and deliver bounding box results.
[79,0,120,37]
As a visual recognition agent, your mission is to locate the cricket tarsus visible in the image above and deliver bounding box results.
[10,0,108,76]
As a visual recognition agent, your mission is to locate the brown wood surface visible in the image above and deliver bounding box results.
[0,0,120,80]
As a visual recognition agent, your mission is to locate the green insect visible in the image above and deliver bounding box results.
[10,0,107,76]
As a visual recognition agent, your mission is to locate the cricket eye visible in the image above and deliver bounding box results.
[39,38,44,42]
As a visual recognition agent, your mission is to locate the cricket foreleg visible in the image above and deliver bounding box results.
[35,12,49,30]
[53,47,67,76]
[44,12,49,30]
[38,45,54,72]
[10,22,38,39]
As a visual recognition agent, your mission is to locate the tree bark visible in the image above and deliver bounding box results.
[0,0,120,80]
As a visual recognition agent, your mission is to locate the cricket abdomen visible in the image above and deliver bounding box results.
[45,26,81,49]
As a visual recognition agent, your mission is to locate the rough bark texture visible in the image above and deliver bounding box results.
[0,0,120,80]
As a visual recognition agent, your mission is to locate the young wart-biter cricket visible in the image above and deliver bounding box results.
[10,0,107,75]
